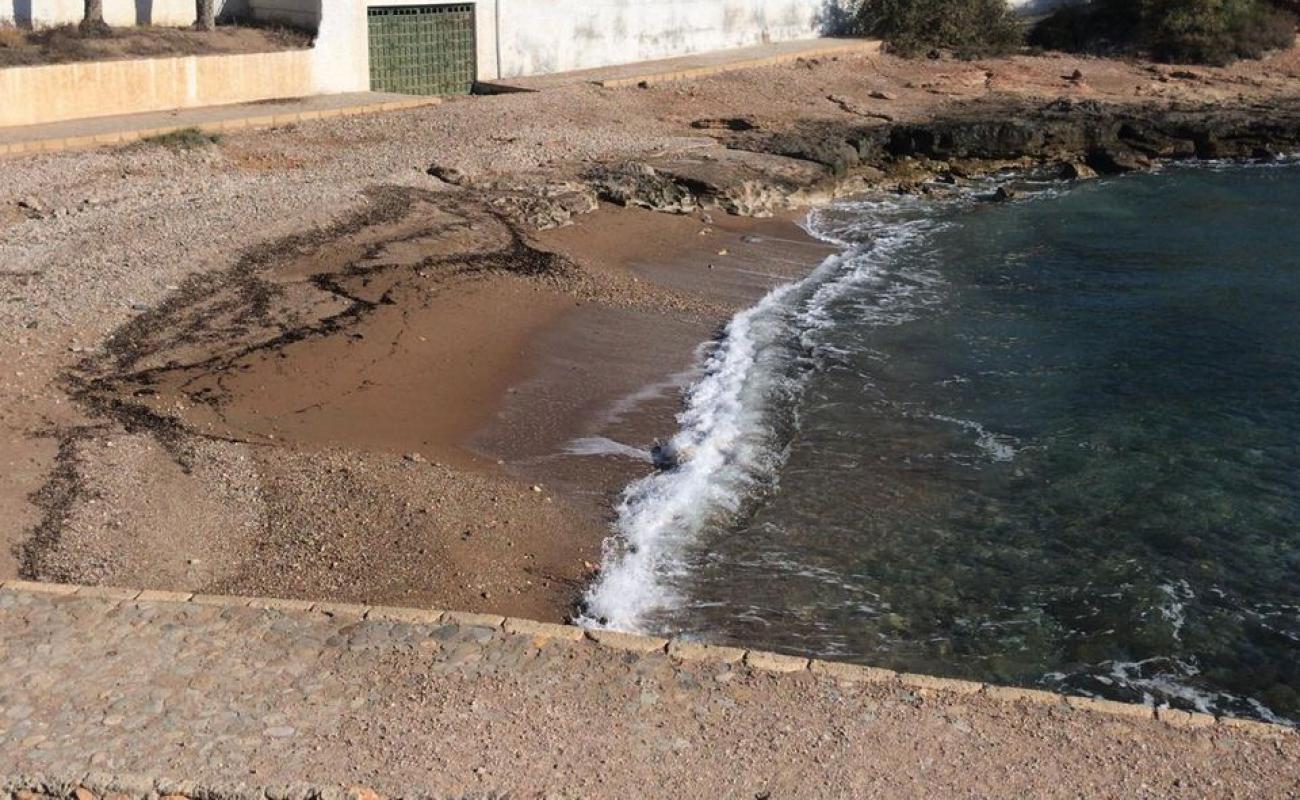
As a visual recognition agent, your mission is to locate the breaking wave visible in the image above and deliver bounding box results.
[578,195,952,631]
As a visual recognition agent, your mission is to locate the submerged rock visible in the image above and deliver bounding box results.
[650,440,694,471]
[1059,161,1099,180]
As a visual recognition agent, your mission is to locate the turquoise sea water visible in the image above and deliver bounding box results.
[586,162,1300,723]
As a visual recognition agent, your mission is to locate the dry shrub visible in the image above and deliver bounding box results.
[858,0,1025,58]
[1032,0,1297,65]
[0,18,27,49]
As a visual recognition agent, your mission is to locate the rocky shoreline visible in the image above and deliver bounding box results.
[569,98,1300,220]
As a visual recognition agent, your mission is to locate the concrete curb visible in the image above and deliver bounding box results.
[0,97,439,159]
[594,39,882,89]
[0,578,1292,740]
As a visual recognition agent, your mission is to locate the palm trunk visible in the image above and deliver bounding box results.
[196,0,216,30]
[80,0,109,35]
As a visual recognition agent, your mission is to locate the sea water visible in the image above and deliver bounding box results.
[581,162,1300,724]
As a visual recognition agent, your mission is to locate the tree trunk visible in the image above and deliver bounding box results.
[80,0,109,35]
[195,0,216,31]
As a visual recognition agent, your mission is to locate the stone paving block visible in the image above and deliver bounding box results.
[898,673,985,696]
[440,610,506,629]
[134,590,195,603]
[503,617,585,642]
[585,629,668,654]
[190,593,255,607]
[1157,707,1217,729]
[246,597,317,612]
[2,580,80,595]
[667,640,747,664]
[744,650,810,673]
[809,659,896,684]
[1066,694,1156,720]
[365,606,443,625]
[74,586,142,601]
[983,685,1065,707]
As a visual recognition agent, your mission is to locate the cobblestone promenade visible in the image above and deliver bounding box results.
[2,583,1296,799]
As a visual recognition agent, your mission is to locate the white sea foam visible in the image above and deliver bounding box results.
[1157,579,1194,642]
[578,196,947,632]
[930,413,1019,462]
[564,437,654,462]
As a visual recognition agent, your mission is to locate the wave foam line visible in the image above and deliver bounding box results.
[579,198,943,632]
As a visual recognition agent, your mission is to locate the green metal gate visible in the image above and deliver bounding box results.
[367,4,476,96]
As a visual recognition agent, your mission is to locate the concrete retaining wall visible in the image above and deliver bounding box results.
[0,49,316,127]
[1,577,1293,739]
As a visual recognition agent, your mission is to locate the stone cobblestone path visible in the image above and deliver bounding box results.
[2,586,1297,799]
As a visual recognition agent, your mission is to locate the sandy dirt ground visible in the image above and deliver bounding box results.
[3,46,1300,626]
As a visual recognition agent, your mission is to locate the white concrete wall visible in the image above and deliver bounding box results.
[292,0,849,89]
[1,0,244,28]
[306,0,368,91]
[492,0,852,78]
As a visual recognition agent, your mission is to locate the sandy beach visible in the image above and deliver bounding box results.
[4,44,1300,627]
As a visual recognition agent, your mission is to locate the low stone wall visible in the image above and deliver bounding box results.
[0,50,319,127]
[1,577,1294,799]
[1,578,1288,738]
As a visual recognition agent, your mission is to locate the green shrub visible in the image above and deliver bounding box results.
[858,0,1026,58]
[1031,0,1297,65]
[143,127,221,150]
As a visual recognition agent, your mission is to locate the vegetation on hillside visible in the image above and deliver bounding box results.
[856,0,1025,58]
[1031,0,1297,65]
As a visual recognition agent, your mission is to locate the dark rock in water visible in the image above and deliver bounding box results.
[651,439,694,471]
[1058,161,1099,180]
[992,186,1018,202]
[1086,145,1152,175]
